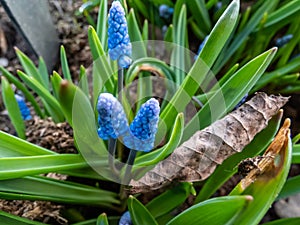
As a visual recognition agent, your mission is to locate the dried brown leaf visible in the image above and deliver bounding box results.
[129,92,289,193]
[238,118,291,190]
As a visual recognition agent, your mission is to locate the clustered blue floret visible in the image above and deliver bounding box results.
[159,4,174,19]
[97,93,129,140]
[97,94,160,152]
[15,94,32,120]
[119,211,132,225]
[123,98,160,152]
[108,1,132,68]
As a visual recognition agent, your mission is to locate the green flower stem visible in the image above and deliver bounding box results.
[120,149,137,200]
[118,68,124,103]
[108,139,119,177]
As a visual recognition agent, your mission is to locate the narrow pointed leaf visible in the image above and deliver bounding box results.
[96,0,108,49]
[166,195,252,225]
[17,70,64,122]
[128,196,158,225]
[50,71,63,99]
[127,9,147,58]
[60,45,72,82]
[278,174,300,199]
[58,80,78,126]
[0,211,44,225]
[1,77,26,139]
[88,26,114,97]
[0,67,43,117]
[15,48,47,88]
[146,182,194,218]
[230,119,292,225]
[0,176,120,207]
[183,47,277,141]
[0,154,88,179]
[96,213,109,225]
[38,57,49,89]
[159,0,239,136]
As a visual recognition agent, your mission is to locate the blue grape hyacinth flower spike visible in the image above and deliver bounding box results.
[119,211,132,225]
[108,1,132,68]
[159,4,174,19]
[15,94,32,120]
[124,98,160,152]
[97,93,129,140]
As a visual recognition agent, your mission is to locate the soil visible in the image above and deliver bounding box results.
[0,0,299,224]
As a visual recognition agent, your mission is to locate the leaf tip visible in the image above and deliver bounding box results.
[245,195,254,202]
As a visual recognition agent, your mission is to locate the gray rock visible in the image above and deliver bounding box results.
[0,0,59,71]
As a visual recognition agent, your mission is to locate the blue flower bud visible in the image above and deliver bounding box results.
[118,55,132,68]
[159,5,174,19]
[275,34,293,47]
[123,98,160,152]
[97,93,129,140]
[108,1,132,68]
[119,211,132,225]
[234,93,248,110]
[194,35,209,61]
[15,94,32,120]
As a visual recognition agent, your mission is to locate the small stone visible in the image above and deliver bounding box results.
[0,57,8,67]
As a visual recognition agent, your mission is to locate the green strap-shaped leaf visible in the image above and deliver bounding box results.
[0,130,55,157]
[166,195,252,225]
[17,70,65,122]
[277,174,300,200]
[125,57,176,83]
[171,5,187,85]
[158,0,239,137]
[213,0,279,73]
[292,144,300,163]
[128,196,158,225]
[254,56,300,91]
[0,176,120,207]
[262,218,300,225]
[0,211,44,225]
[142,19,148,41]
[0,154,89,180]
[58,80,78,126]
[127,9,147,58]
[0,66,43,118]
[50,71,63,99]
[38,57,49,89]
[96,0,108,50]
[15,48,48,88]
[60,45,72,82]
[229,121,292,225]
[186,0,211,33]
[96,213,109,225]
[88,26,115,101]
[79,65,90,97]
[146,182,194,219]
[1,77,26,139]
[263,0,300,29]
[183,47,277,141]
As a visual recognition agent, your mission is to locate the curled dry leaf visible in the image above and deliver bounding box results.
[129,92,289,193]
[238,118,291,191]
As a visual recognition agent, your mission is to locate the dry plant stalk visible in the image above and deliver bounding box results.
[238,118,290,190]
[129,92,289,193]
